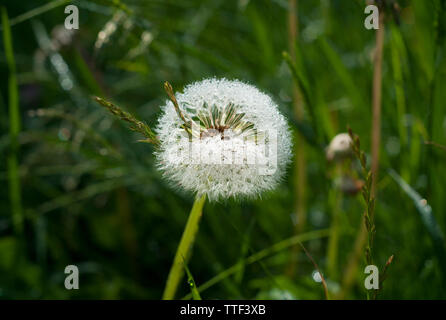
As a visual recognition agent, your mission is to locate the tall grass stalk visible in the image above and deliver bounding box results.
[339,11,385,298]
[163,194,207,300]
[286,0,307,276]
[2,7,23,235]
[371,10,385,196]
[348,129,377,299]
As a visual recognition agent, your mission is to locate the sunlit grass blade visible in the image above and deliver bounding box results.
[183,259,202,300]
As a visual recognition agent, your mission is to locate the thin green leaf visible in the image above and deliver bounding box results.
[7,0,69,27]
[182,258,202,300]
[182,228,330,300]
[388,169,446,271]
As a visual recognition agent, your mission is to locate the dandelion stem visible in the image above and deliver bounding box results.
[162,194,206,300]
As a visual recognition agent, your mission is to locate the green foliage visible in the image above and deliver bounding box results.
[0,0,446,299]
[2,6,23,236]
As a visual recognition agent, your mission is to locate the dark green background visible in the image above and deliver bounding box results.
[1,0,445,299]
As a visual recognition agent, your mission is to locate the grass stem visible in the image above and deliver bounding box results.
[371,11,385,197]
[286,0,307,277]
[338,11,385,299]
[299,242,329,299]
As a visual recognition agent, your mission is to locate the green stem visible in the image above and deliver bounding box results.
[162,194,206,300]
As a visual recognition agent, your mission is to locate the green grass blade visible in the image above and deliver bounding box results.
[234,217,255,284]
[388,169,446,272]
[182,228,330,299]
[8,0,70,27]
[318,38,364,111]
[2,7,23,235]
[73,49,105,96]
[247,7,275,70]
[283,51,326,144]
[390,25,408,147]
[283,51,313,112]
[183,259,202,300]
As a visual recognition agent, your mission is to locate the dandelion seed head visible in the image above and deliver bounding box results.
[155,78,292,201]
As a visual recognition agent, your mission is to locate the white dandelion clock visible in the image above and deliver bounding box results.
[94,79,293,300]
[155,78,293,201]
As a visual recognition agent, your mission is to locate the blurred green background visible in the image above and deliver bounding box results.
[1,0,446,299]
